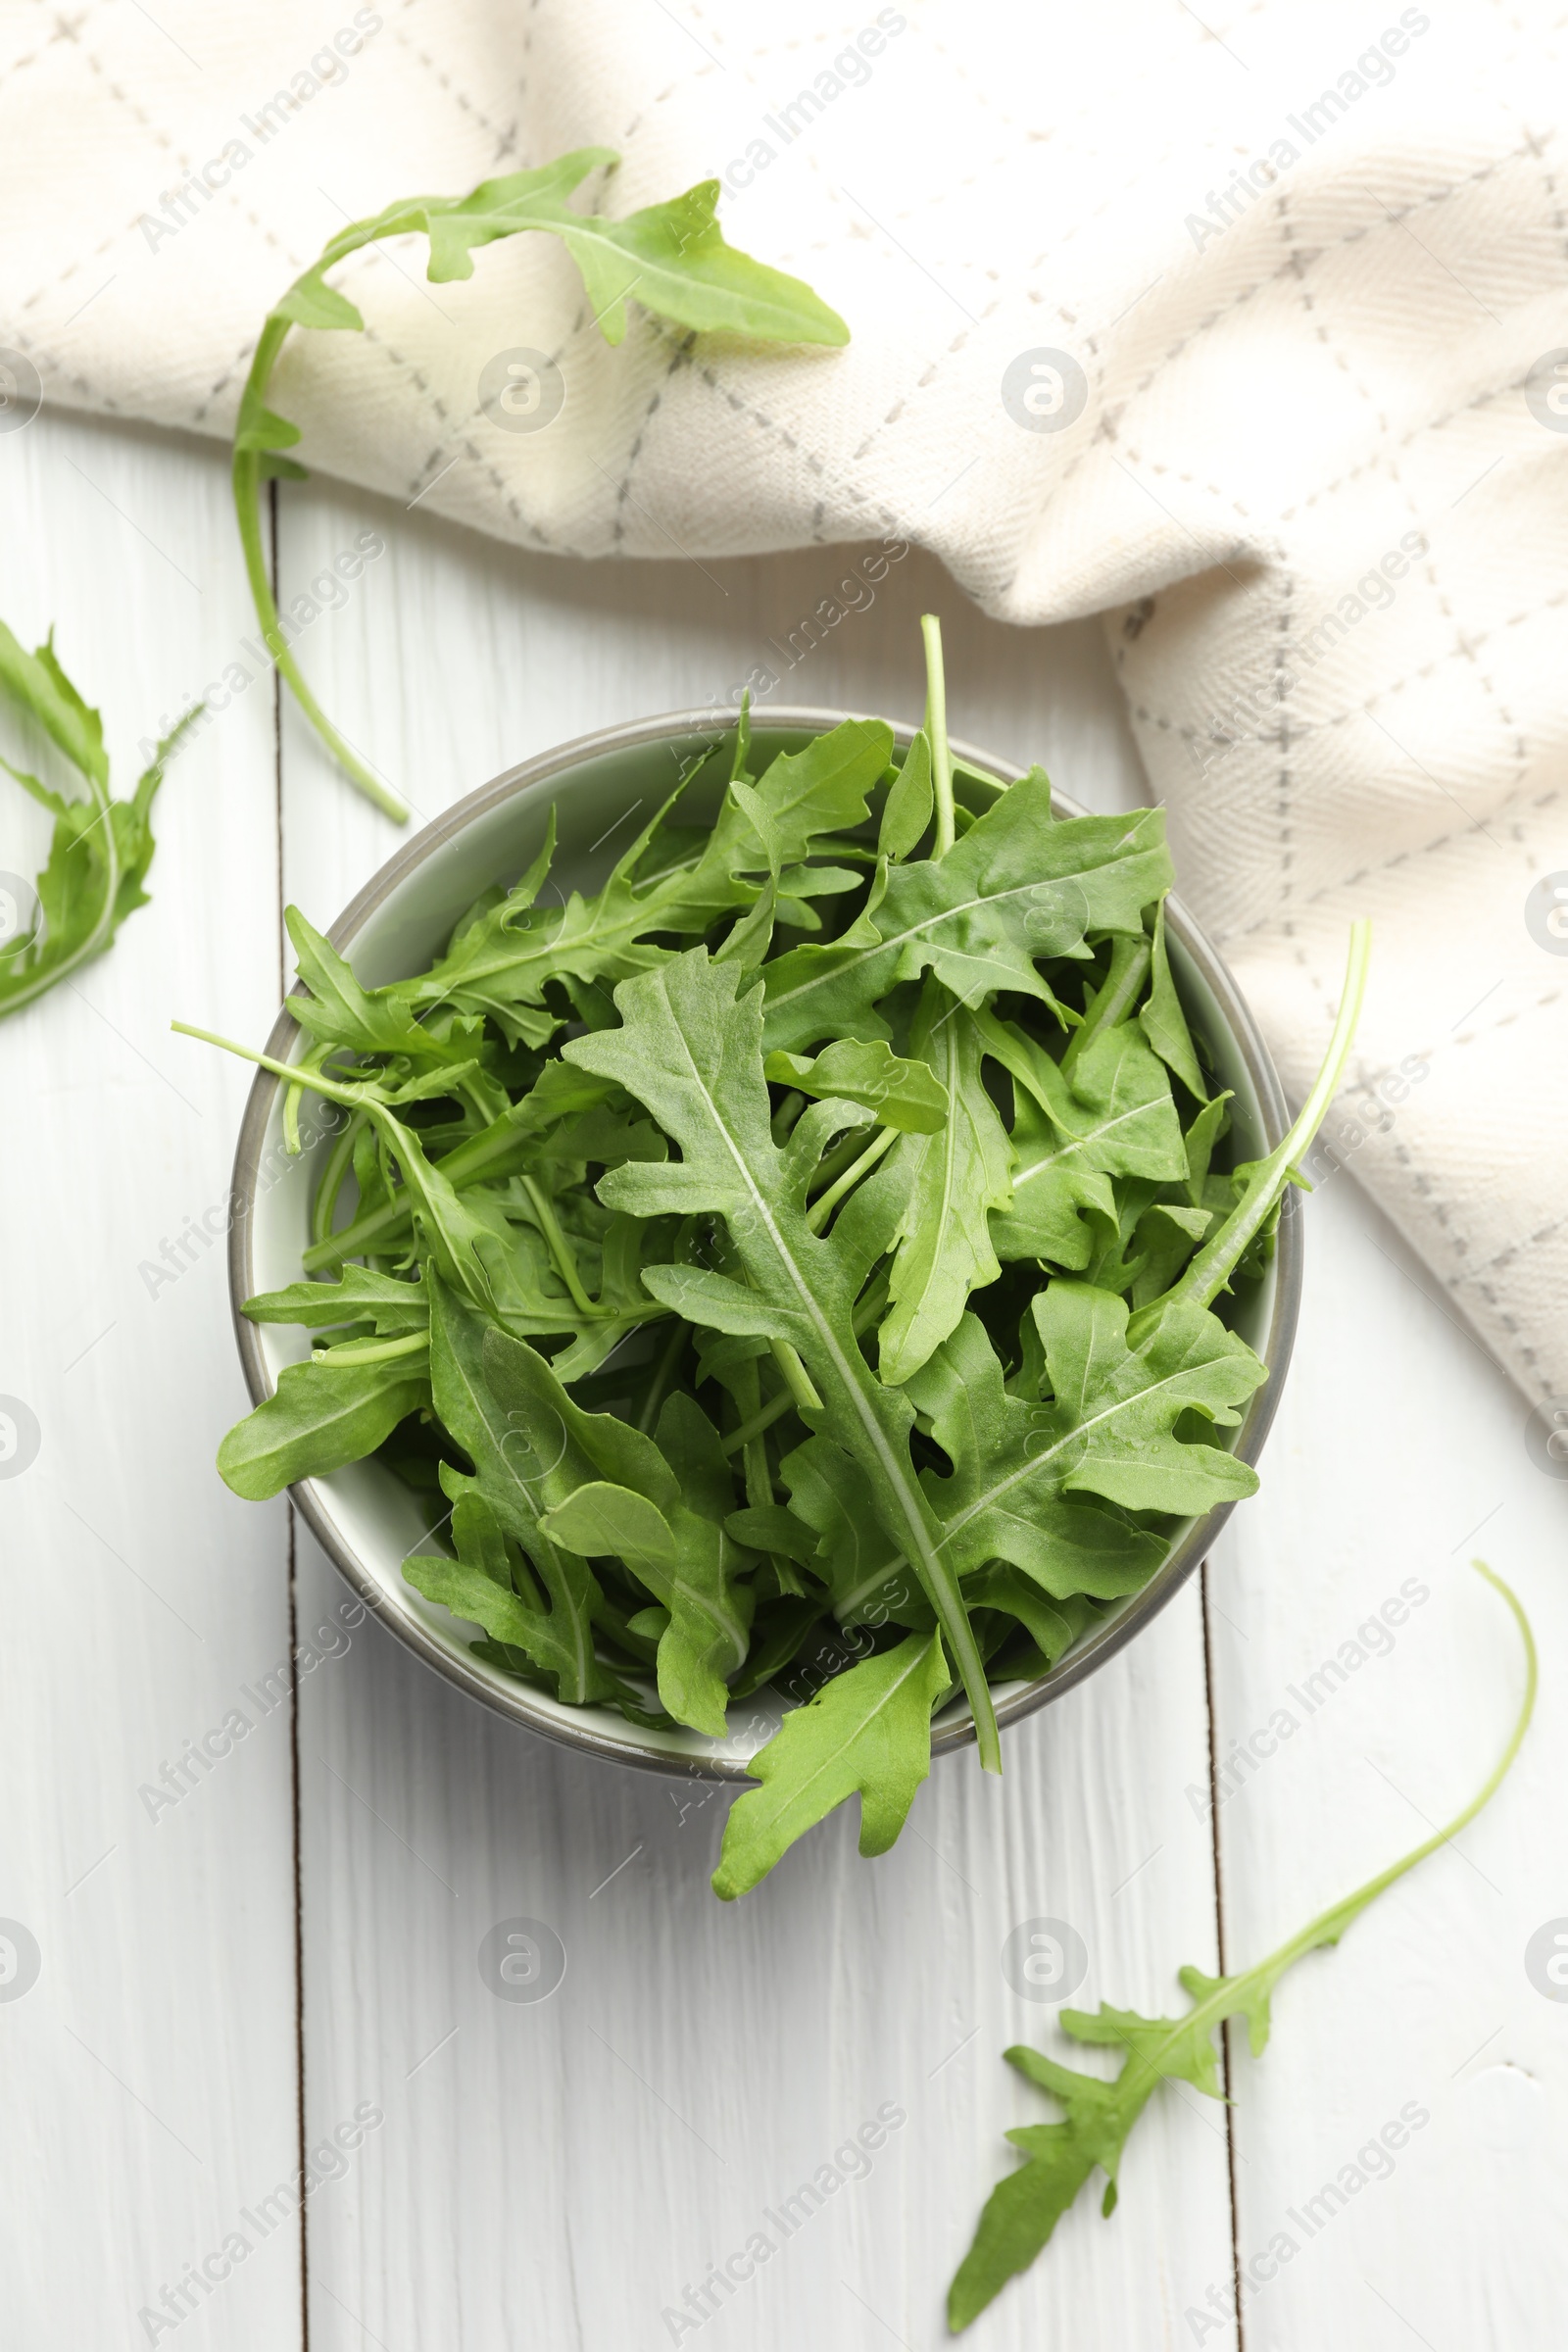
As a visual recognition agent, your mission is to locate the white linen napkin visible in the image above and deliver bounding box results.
[5,0,1566,1412]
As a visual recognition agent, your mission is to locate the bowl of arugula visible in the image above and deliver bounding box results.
[192,618,1361,1898]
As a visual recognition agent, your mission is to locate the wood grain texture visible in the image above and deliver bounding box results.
[0,414,301,2349]
[1206,1174,1568,2352]
[10,413,1562,2352]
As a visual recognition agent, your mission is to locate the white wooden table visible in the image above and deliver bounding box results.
[3,409,1564,2352]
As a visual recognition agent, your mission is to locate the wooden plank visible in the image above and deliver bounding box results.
[0,413,301,2348]
[273,482,1236,2348]
[1205,1172,1568,2350]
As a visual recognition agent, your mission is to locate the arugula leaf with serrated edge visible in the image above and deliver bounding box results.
[760,781,1171,1054]
[0,622,197,1020]
[395,720,892,1025]
[713,1630,950,1898]
[876,984,1014,1385]
[949,1561,1536,2328]
[562,947,1004,1771]
[232,151,849,817]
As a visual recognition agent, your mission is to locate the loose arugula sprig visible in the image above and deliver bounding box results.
[233,148,849,819]
[180,616,1369,1891]
[949,1558,1535,2329]
[0,621,194,1020]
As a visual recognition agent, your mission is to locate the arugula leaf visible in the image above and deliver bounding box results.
[878,728,933,861]
[779,1433,910,1627]
[217,1354,427,1498]
[538,1417,756,1739]
[564,947,1004,1771]
[0,622,195,1020]
[1139,902,1208,1102]
[302,1058,622,1271]
[949,1561,1537,2328]
[907,1314,1170,1598]
[763,1036,949,1134]
[416,1272,684,1703]
[405,1488,647,1712]
[242,1266,428,1334]
[712,1630,949,1898]
[876,986,1013,1385]
[397,720,892,1026]
[760,780,1172,1054]
[232,152,849,815]
[284,906,472,1064]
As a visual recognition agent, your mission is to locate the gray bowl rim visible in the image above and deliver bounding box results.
[228,704,1301,1779]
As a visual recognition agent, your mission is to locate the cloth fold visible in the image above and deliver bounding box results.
[5,0,1566,1400]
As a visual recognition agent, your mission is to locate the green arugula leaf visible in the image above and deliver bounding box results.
[878,728,934,861]
[978,1002,1189,1184]
[400,720,892,1026]
[217,1354,427,1499]
[404,1488,645,1711]
[284,906,472,1063]
[538,1421,756,1739]
[989,1104,1118,1270]
[1139,902,1208,1101]
[712,1630,950,1898]
[0,622,195,1020]
[949,1561,1536,2328]
[876,986,1014,1385]
[760,779,1172,1054]
[907,1314,1170,1598]
[564,948,1004,1770]
[242,1266,428,1334]
[763,1036,949,1134]
[779,1434,917,1627]
[302,1058,621,1271]
[232,151,849,815]
[416,1272,684,1703]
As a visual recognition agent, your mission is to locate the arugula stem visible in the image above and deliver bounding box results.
[770,1339,824,1414]
[770,1089,807,1143]
[172,1020,373,1112]
[721,1270,891,1455]
[922,614,956,859]
[1157,1560,1534,2066]
[807,1125,896,1232]
[1166,920,1371,1317]
[232,388,408,823]
[303,1111,530,1268]
[636,1318,687,1434]
[311,1109,366,1250]
[1251,1558,1534,1951]
[949,1561,1534,2331]
[519,1175,596,1316]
